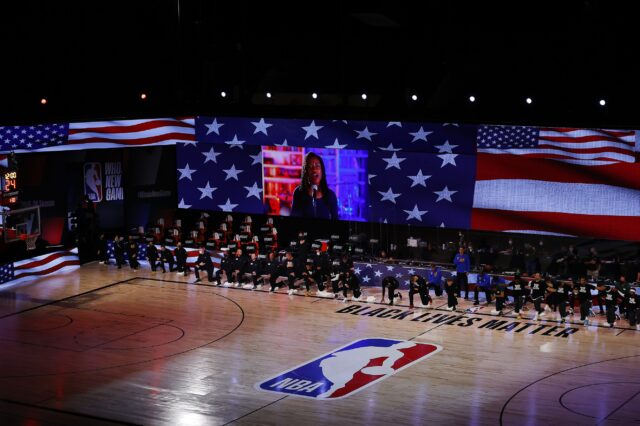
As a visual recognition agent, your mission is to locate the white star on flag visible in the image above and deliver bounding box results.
[178,198,192,209]
[379,143,402,151]
[434,186,457,202]
[244,182,263,199]
[407,268,416,275]
[409,126,432,142]
[374,270,383,277]
[251,118,273,135]
[177,163,197,180]
[365,264,373,268]
[382,152,406,170]
[438,153,458,167]
[355,126,378,141]
[205,118,224,135]
[218,198,239,211]
[354,267,362,274]
[201,147,221,163]
[249,153,263,166]
[407,169,431,187]
[223,164,243,181]
[325,138,347,149]
[197,181,217,199]
[387,121,402,127]
[275,139,289,147]
[178,138,197,147]
[362,276,371,283]
[434,140,458,153]
[368,174,377,184]
[440,222,446,228]
[378,187,402,204]
[225,134,245,149]
[395,273,402,278]
[302,120,323,140]
[386,265,394,271]
[403,204,428,221]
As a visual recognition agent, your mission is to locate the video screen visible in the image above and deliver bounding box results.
[262,146,368,221]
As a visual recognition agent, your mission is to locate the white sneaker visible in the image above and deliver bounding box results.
[426,303,433,308]
[491,310,500,315]
[544,305,551,312]
[234,283,240,287]
[352,296,361,302]
[287,289,293,295]
[256,285,263,290]
[539,311,546,317]
[446,306,454,311]
[177,271,184,276]
[533,313,538,321]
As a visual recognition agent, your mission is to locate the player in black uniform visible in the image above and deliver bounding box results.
[97,234,110,264]
[128,240,139,271]
[312,248,330,294]
[160,244,175,272]
[193,246,214,283]
[600,282,619,328]
[215,252,230,286]
[175,242,189,276]
[491,278,507,316]
[625,288,638,329]
[575,277,595,326]
[530,273,547,321]
[342,270,362,301]
[243,252,260,289]
[408,274,431,309]
[549,279,571,324]
[147,241,162,272]
[282,251,300,295]
[261,252,282,292]
[381,276,402,305]
[229,249,247,287]
[509,274,527,319]
[445,277,458,311]
[114,235,125,269]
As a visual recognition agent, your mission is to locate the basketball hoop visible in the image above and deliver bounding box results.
[26,234,38,251]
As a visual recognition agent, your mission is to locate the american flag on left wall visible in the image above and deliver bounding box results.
[0,118,195,153]
[0,248,80,285]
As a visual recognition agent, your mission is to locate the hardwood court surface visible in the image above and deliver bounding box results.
[0,264,638,425]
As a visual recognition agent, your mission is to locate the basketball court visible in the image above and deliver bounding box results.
[0,264,638,425]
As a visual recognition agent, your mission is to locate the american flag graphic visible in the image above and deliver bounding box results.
[0,248,80,284]
[0,118,194,153]
[474,125,640,240]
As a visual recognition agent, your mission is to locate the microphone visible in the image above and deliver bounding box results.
[311,184,318,215]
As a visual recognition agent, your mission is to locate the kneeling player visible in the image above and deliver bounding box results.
[381,276,402,305]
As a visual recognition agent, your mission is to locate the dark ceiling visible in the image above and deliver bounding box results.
[2,1,639,128]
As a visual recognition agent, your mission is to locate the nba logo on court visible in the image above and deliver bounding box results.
[84,162,103,202]
[256,338,442,399]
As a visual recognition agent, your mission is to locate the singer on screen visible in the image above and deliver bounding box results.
[290,152,339,220]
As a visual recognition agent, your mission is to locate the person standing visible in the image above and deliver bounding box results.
[509,274,527,319]
[97,234,110,264]
[551,278,572,324]
[454,247,471,299]
[601,282,619,328]
[625,288,638,329]
[114,235,125,269]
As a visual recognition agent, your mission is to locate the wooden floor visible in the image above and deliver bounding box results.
[0,263,638,426]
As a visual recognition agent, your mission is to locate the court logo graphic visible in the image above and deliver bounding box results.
[256,338,442,399]
[84,162,103,202]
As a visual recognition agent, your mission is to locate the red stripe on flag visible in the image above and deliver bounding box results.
[15,251,70,270]
[471,209,640,241]
[69,119,194,135]
[539,135,635,145]
[536,144,634,155]
[476,153,640,190]
[14,260,80,279]
[66,132,195,146]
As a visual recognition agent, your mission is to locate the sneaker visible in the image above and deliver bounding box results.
[560,318,566,324]
[257,285,263,290]
[539,311,546,317]
[397,293,403,300]
[446,306,455,311]
[287,289,293,295]
[609,323,614,328]
[516,314,522,319]
[177,271,184,276]
[473,300,479,306]
[636,325,639,331]
[568,308,574,315]
[194,278,202,283]
[426,303,433,308]
[234,283,240,287]
[491,310,500,315]
[583,319,589,326]
[544,305,551,312]
[533,313,538,321]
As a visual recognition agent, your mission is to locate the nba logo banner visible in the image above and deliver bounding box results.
[84,162,103,202]
[256,338,441,399]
